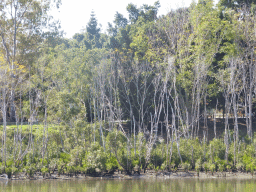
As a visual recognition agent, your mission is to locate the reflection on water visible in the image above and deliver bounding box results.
[0,178,256,192]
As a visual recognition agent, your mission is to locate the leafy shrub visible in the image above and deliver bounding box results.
[236,163,244,171]
[160,161,168,171]
[6,160,14,167]
[106,155,118,174]
[49,158,58,173]
[5,167,12,179]
[40,158,48,166]
[66,164,75,176]
[226,164,232,173]
[106,130,132,173]
[216,160,226,172]
[57,159,66,175]
[60,152,71,163]
[24,164,36,178]
[148,163,154,170]
[209,163,216,175]
[243,153,253,169]
[150,142,166,170]
[41,167,49,178]
[208,139,225,160]
[70,146,84,167]
[85,142,107,174]
[203,162,209,173]
[11,166,19,176]
[245,160,256,175]
[195,159,202,176]
[182,162,191,172]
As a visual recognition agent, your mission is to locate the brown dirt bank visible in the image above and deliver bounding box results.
[6,170,256,181]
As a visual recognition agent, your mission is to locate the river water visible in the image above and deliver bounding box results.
[0,178,255,192]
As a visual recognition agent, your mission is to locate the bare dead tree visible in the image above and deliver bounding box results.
[236,6,256,140]
[214,99,218,139]
[0,64,9,166]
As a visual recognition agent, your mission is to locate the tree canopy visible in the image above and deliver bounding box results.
[1,0,256,178]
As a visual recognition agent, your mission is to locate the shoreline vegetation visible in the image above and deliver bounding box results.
[0,121,256,181]
[2,0,256,184]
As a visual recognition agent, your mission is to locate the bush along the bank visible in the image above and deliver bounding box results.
[1,123,256,179]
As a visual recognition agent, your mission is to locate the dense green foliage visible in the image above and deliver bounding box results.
[0,125,256,177]
[1,0,256,177]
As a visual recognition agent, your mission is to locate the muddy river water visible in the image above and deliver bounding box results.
[0,177,256,192]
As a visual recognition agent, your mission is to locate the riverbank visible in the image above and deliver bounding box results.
[6,170,256,181]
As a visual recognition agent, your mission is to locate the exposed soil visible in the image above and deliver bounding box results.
[6,170,256,181]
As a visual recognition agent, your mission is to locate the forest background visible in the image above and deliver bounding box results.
[0,0,256,178]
